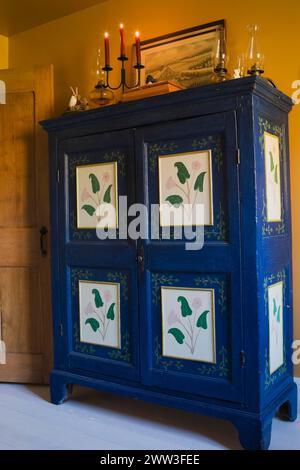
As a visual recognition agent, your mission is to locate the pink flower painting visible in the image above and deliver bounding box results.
[192,297,202,312]
[81,187,91,202]
[192,160,201,172]
[84,301,94,316]
[166,176,177,190]
[103,290,112,303]
[168,310,180,326]
[102,172,110,183]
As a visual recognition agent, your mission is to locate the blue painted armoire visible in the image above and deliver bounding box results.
[41,77,297,450]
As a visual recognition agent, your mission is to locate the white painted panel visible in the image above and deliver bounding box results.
[79,280,121,349]
[158,150,213,227]
[76,162,118,229]
[161,286,216,364]
[264,132,282,222]
[268,281,284,374]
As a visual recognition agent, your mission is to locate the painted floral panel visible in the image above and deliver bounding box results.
[79,280,121,349]
[158,151,213,227]
[268,281,284,374]
[264,132,282,222]
[76,162,118,229]
[161,286,216,363]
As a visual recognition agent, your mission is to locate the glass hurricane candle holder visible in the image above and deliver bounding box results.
[212,25,229,82]
[233,54,246,79]
[246,24,265,76]
[89,75,115,107]
[89,48,115,107]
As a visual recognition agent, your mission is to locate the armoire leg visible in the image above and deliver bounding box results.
[233,416,273,450]
[278,383,298,422]
[50,373,69,405]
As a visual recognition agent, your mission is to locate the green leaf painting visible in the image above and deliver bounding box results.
[276,306,281,323]
[81,205,96,216]
[162,155,211,227]
[274,165,278,184]
[168,328,185,345]
[174,162,190,184]
[89,173,100,193]
[103,184,112,204]
[273,298,277,316]
[107,303,115,320]
[165,195,183,208]
[85,318,100,332]
[270,151,275,172]
[80,165,115,224]
[92,289,104,308]
[177,296,192,317]
[273,298,281,324]
[83,286,118,344]
[269,151,279,185]
[167,291,211,356]
[196,310,209,329]
[194,172,207,192]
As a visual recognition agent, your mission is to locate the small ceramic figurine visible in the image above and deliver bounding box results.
[69,87,78,109]
[65,87,89,114]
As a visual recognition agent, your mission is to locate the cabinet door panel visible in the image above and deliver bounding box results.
[136,112,244,402]
[56,130,139,381]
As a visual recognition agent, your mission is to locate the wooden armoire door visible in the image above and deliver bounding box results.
[136,111,245,403]
[53,130,140,382]
[0,66,53,383]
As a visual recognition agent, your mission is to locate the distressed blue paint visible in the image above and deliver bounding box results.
[41,77,297,450]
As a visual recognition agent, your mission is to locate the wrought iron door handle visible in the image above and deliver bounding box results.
[40,226,48,257]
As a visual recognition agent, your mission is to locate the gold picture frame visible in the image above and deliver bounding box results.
[131,20,225,88]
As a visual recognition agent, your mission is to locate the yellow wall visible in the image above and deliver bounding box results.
[0,35,8,69]
[8,0,300,375]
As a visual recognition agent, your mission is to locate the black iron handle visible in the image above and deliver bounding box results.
[40,226,48,257]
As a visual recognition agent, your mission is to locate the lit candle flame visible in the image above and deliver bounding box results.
[104,32,109,38]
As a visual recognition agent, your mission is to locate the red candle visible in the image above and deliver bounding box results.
[135,31,141,65]
[120,23,125,57]
[104,32,110,67]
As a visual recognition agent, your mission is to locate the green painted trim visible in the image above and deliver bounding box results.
[103,151,126,177]
[107,272,128,301]
[108,331,131,362]
[151,273,179,306]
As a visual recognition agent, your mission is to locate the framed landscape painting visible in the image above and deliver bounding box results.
[133,20,225,88]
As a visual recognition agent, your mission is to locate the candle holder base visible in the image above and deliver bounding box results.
[103,57,145,92]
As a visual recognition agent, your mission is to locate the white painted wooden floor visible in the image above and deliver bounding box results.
[0,382,299,450]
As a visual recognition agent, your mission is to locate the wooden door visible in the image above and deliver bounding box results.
[0,66,53,383]
[136,112,245,403]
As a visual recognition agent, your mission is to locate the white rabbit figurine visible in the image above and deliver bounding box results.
[69,87,80,110]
